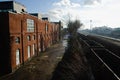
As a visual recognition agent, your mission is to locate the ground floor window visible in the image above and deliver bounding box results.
[28,46,31,58]
[39,43,41,52]
[16,49,20,65]
[43,43,45,51]
[33,44,35,55]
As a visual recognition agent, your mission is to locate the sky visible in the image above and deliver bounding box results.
[1,0,120,29]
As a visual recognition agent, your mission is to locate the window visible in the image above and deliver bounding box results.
[27,35,31,41]
[45,24,48,32]
[32,35,35,40]
[16,49,20,65]
[39,43,41,52]
[39,35,41,39]
[56,26,58,31]
[53,25,54,31]
[33,44,35,55]
[27,19,34,32]
[15,37,20,43]
[28,46,31,58]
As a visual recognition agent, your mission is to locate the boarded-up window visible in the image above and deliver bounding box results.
[33,44,35,55]
[28,46,31,58]
[16,49,20,65]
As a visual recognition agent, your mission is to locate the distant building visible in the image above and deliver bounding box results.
[0,1,61,77]
[0,1,26,13]
[52,21,63,40]
[42,17,50,21]
[30,13,42,19]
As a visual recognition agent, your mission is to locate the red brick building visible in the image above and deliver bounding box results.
[0,11,61,76]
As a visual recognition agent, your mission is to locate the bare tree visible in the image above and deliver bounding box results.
[67,19,83,36]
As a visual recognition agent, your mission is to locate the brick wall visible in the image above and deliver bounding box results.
[0,12,61,76]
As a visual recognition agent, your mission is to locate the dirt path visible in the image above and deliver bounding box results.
[2,41,65,80]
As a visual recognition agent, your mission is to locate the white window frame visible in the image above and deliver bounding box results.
[28,46,31,58]
[45,24,48,32]
[27,19,34,32]
[16,49,20,65]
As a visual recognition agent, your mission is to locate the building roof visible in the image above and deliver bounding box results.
[0,0,25,7]
[0,0,26,13]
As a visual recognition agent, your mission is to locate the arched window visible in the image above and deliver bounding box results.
[32,35,35,40]
[27,35,31,41]
[15,37,20,43]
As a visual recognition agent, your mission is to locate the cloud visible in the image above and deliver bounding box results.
[83,0,101,5]
[48,0,81,25]
[48,8,68,22]
[53,0,70,7]
[78,0,120,28]
[46,0,120,29]
[49,0,102,28]
[53,0,80,8]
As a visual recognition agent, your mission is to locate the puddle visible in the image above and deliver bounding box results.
[56,56,62,59]
[43,55,48,58]
[62,40,67,47]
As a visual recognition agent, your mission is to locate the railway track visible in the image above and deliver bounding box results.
[87,34,120,57]
[78,33,120,80]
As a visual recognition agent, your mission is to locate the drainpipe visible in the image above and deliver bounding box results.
[21,20,24,65]
[36,22,39,56]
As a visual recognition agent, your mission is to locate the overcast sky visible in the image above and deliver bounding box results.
[1,0,120,29]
